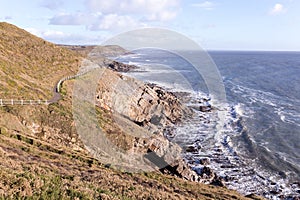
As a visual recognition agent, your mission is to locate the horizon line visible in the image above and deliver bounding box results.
[55,43,300,53]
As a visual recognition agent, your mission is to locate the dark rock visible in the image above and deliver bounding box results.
[202,166,214,177]
[193,166,214,178]
[104,164,111,168]
[270,189,282,195]
[163,127,176,139]
[161,160,199,182]
[199,104,212,112]
[278,171,287,178]
[285,196,300,200]
[185,145,198,153]
[106,60,137,72]
[222,175,234,182]
[211,174,225,187]
[292,182,300,187]
[199,158,210,166]
[245,194,263,199]
[191,166,225,186]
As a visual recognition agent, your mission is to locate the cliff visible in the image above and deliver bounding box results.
[0,22,263,199]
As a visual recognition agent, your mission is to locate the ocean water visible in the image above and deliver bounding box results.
[115,49,300,199]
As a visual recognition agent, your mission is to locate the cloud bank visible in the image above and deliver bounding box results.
[49,0,180,31]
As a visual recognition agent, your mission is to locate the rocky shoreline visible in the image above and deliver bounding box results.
[62,44,268,199]
[97,55,299,200]
[97,58,226,186]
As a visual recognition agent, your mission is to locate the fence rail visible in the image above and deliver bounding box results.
[0,66,99,106]
[0,99,49,106]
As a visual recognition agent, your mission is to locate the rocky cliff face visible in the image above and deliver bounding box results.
[92,66,225,185]
[96,69,191,130]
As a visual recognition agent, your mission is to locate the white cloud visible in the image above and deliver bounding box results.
[26,28,67,39]
[192,1,216,10]
[47,0,180,32]
[85,0,180,21]
[40,0,63,10]
[26,28,105,44]
[89,14,145,31]
[269,3,286,15]
[42,30,67,39]
[49,12,145,31]
[49,13,94,25]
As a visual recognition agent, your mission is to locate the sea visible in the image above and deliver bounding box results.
[114,49,300,199]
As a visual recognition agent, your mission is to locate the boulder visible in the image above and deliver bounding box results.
[199,103,212,112]
[185,145,198,153]
[105,60,137,72]
[199,158,210,166]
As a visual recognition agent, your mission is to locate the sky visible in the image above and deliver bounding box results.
[1,0,300,51]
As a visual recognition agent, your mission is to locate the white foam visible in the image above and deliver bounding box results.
[235,103,244,116]
[128,61,138,65]
[280,114,286,122]
[274,107,300,125]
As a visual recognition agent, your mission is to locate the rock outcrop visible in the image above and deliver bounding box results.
[92,66,226,185]
[95,69,192,134]
[92,67,202,179]
[105,60,137,72]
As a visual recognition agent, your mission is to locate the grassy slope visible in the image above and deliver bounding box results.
[0,22,80,99]
[0,22,264,200]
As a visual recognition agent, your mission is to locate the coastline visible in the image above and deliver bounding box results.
[0,23,270,199]
[81,46,237,184]
[109,49,300,200]
[93,55,239,186]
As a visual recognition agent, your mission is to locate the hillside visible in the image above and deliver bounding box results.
[0,22,264,199]
[0,22,80,99]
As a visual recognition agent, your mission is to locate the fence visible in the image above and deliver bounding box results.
[0,99,49,106]
[1,67,99,106]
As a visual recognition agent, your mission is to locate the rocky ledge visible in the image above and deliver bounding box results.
[105,60,137,72]
[93,62,226,186]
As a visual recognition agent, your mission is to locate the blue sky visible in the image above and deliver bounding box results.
[1,0,299,51]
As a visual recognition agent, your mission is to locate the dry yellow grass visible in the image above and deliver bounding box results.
[0,22,80,99]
